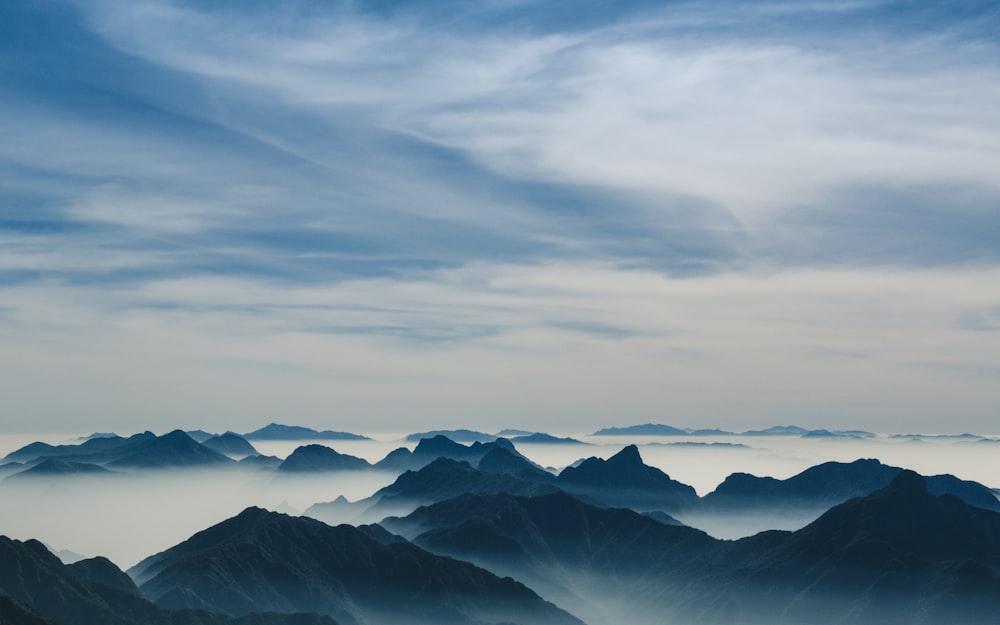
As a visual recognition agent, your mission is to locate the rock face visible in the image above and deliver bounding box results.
[130,507,584,625]
[0,535,338,625]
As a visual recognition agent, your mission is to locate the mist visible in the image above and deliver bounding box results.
[1,430,998,567]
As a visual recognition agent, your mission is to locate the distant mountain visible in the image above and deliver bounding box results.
[0,535,339,625]
[509,433,590,445]
[309,457,560,523]
[701,458,1000,512]
[130,507,583,625]
[556,444,699,512]
[242,423,370,441]
[6,459,111,479]
[373,435,531,472]
[592,423,689,436]
[403,429,496,443]
[201,433,258,458]
[800,428,875,438]
[476,447,554,480]
[106,430,234,469]
[739,424,809,435]
[75,432,118,442]
[238,454,283,469]
[495,428,533,437]
[276,445,371,472]
[3,432,156,463]
[185,430,218,443]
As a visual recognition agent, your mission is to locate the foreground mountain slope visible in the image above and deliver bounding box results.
[130,507,583,625]
[385,473,1000,625]
[0,535,338,625]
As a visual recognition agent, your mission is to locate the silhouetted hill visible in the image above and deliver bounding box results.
[374,435,532,472]
[106,430,234,469]
[202,433,258,458]
[238,454,283,469]
[4,432,156,463]
[243,424,370,441]
[130,507,583,625]
[403,429,495,443]
[702,458,1000,512]
[0,535,339,625]
[509,433,589,445]
[556,444,699,512]
[6,459,111,479]
[592,423,688,436]
[276,445,371,472]
[381,473,1000,625]
[476,447,554,481]
[384,490,714,620]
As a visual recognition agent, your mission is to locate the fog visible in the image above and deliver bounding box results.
[1,431,998,567]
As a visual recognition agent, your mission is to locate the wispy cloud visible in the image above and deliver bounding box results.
[1,0,998,432]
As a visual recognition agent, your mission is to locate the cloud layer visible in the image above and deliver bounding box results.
[1,0,998,433]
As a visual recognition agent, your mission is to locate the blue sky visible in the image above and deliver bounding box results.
[1,0,999,434]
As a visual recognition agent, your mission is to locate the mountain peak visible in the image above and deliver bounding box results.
[608,444,642,466]
[889,469,927,495]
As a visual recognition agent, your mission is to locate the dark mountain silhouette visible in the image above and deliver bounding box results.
[238,454,283,469]
[476,447,554,480]
[0,535,339,625]
[383,473,1000,625]
[701,458,1000,512]
[403,429,495,443]
[373,435,532,472]
[185,430,217,443]
[592,423,688,436]
[680,471,1000,624]
[556,444,699,512]
[202,433,258,458]
[383,490,714,622]
[3,431,234,470]
[243,424,370,441]
[6,459,111,479]
[3,432,156,463]
[106,430,234,469]
[308,457,561,523]
[130,507,583,625]
[276,445,371,472]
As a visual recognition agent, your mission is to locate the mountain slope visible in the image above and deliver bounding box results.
[130,507,583,625]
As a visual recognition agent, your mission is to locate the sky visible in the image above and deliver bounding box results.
[1,0,998,435]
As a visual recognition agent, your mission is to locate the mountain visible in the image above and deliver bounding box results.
[508,433,590,445]
[382,490,714,624]
[130,507,583,625]
[476,447,554,480]
[373,435,531,472]
[6,459,111,479]
[2,431,233,470]
[740,424,808,435]
[201,433,258,457]
[555,444,699,512]
[701,458,1000,512]
[494,429,533,437]
[3,432,156,463]
[185,430,218,443]
[384,473,1000,625]
[309,457,561,523]
[242,424,370,441]
[0,535,339,625]
[105,430,234,469]
[403,429,496,443]
[591,423,688,436]
[276,445,371,472]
